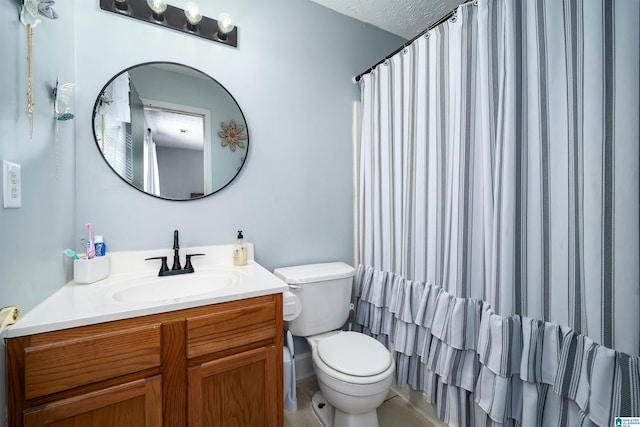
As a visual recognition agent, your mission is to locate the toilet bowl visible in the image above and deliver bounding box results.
[307,331,394,427]
[274,261,395,427]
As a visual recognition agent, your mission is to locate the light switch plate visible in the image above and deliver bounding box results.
[3,160,21,209]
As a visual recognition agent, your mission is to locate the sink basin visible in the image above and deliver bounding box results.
[107,270,241,303]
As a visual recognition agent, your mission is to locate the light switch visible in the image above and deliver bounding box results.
[3,160,21,209]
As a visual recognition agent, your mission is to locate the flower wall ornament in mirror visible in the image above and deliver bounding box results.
[99,0,238,47]
[218,120,247,152]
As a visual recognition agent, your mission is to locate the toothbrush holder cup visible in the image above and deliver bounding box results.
[74,256,110,284]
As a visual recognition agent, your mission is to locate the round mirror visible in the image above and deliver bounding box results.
[92,62,248,200]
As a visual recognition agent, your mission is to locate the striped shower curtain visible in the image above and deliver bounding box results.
[355,0,639,426]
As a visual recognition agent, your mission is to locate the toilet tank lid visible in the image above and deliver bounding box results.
[273,262,355,284]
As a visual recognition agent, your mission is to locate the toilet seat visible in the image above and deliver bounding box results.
[317,331,392,377]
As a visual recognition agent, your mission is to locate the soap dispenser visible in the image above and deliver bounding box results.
[233,230,247,266]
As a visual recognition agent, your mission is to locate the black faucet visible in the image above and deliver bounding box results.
[145,229,205,277]
[172,229,181,271]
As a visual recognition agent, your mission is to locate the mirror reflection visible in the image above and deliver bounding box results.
[92,62,248,200]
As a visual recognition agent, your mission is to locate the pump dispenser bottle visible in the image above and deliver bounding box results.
[233,230,247,266]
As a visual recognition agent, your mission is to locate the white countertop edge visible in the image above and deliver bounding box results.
[4,285,288,338]
[4,246,290,339]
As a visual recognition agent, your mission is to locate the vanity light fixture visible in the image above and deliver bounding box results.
[99,0,238,47]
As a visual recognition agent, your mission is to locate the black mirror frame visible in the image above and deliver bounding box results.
[91,61,249,201]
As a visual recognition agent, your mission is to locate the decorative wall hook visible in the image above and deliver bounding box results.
[53,78,76,121]
[19,0,59,24]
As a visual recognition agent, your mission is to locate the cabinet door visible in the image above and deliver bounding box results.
[188,346,279,427]
[23,376,162,427]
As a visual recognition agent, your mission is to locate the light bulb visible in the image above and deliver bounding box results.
[217,12,234,35]
[184,2,202,26]
[146,0,167,15]
[114,0,128,11]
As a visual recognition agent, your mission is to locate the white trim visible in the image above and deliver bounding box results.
[294,351,315,381]
[140,98,212,194]
[352,100,362,267]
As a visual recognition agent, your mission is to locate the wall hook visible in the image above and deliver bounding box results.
[53,77,76,121]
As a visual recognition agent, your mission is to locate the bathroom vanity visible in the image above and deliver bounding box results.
[4,245,288,427]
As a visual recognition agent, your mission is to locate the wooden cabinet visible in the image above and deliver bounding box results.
[6,294,283,427]
[188,346,279,427]
[23,376,162,427]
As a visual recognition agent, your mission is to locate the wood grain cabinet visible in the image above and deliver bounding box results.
[6,294,283,427]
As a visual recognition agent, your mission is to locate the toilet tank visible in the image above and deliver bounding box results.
[274,262,355,337]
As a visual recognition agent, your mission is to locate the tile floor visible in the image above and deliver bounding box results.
[284,376,437,427]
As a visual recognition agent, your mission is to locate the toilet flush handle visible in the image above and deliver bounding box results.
[288,285,302,291]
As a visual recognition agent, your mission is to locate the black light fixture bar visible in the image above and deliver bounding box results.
[99,0,238,48]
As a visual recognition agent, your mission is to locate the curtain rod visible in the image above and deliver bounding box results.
[353,2,468,83]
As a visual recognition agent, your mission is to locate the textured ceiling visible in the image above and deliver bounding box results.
[310,0,466,40]
[144,108,204,151]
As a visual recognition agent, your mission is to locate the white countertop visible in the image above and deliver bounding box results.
[4,244,289,338]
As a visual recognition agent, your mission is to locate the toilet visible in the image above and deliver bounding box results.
[274,262,394,427]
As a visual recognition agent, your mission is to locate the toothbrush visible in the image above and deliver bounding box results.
[85,223,95,259]
[64,248,80,260]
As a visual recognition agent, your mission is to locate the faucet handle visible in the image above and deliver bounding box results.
[184,253,205,272]
[173,230,180,250]
[145,256,169,276]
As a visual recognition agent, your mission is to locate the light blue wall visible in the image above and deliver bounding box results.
[0,1,77,423]
[0,2,77,314]
[0,0,402,315]
[1,3,401,419]
[74,0,403,271]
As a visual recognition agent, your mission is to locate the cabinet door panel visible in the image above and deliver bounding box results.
[24,376,162,427]
[188,346,278,427]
